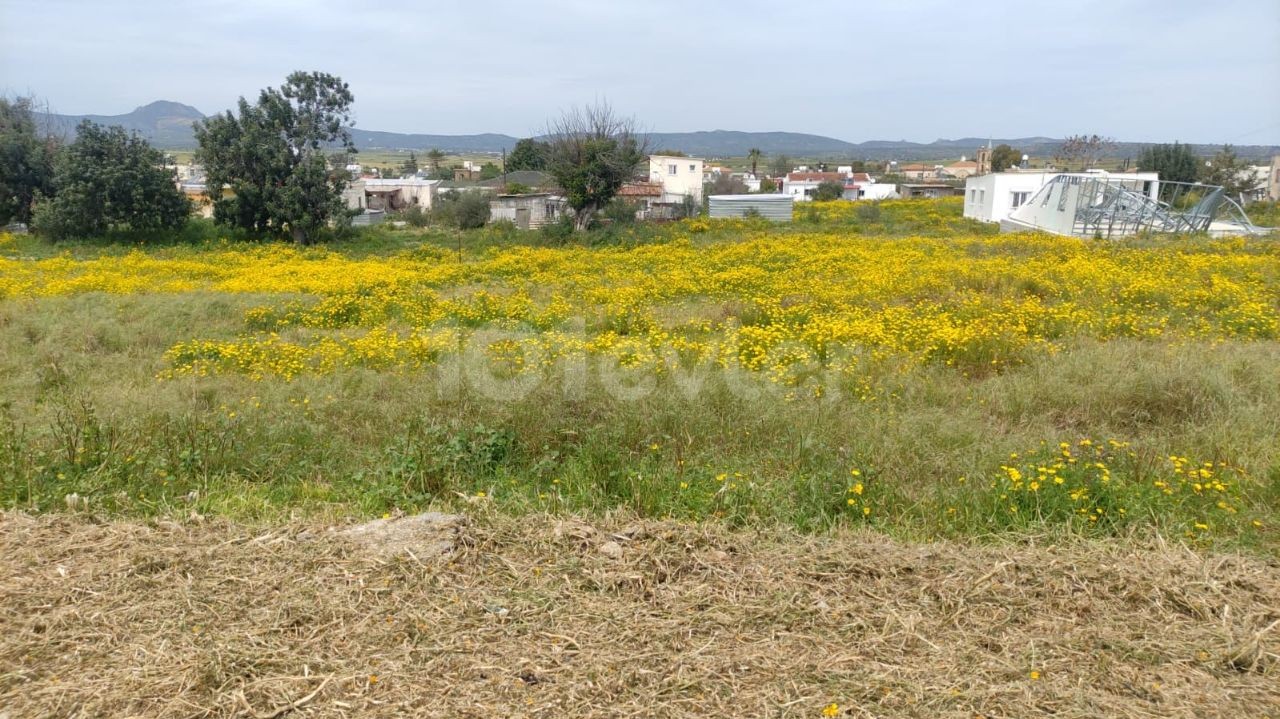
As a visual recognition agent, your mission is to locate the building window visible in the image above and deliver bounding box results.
[668,164,677,175]
[1011,191,1029,208]
[968,189,976,203]
[978,189,985,205]
[689,164,697,173]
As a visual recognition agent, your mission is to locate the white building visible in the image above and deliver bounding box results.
[963,170,1158,225]
[345,178,440,212]
[965,171,1062,223]
[842,173,898,201]
[782,172,844,201]
[784,171,898,201]
[649,155,704,203]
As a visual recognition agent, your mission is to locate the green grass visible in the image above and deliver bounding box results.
[1,290,1277,551]
[2,201,1278,553]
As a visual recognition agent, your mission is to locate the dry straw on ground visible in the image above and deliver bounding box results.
[1,511,1277,718]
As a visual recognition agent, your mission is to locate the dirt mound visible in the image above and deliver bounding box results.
[1,512,1277,717]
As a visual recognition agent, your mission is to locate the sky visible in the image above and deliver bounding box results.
[2,0,1278,144]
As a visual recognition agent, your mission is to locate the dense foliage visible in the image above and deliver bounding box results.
[545,103,646,231]
[195,71,355,244]
[506,138,548,171]
[989,143,1021,172]
[0,96,57,226]
[1137,142,1199,184]
[31,121,189,240]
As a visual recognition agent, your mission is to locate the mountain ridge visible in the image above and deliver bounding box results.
[39,101,1280,161]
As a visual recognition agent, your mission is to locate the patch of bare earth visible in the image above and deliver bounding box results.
[1,512,1277,718]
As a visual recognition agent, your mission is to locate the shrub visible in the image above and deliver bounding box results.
[455,192,492,229]
[602,198,638,225]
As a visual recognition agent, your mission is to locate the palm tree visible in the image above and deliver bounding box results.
[747,147,762,177]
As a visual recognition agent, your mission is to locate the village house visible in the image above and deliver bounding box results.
[617,181,667,219]
[344,178,440,212]
[781,171,844,201]
[896,163,942,181]
[941,158,980,179]
[489,193,567,229]
[843,173,898,201]
[649,154,705,204]
[898,183,961,199]
[783,171,897,201]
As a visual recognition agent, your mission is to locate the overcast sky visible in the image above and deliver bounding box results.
[2,0,1278,144]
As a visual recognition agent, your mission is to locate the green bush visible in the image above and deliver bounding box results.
[602,198,638,225]
[455,192,491,229]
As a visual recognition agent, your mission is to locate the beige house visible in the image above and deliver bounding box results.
[942,160,980,179]
[896,163,941,181]
[649,154,704,203]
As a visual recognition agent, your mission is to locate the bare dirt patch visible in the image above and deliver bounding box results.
[1,511,1277,718]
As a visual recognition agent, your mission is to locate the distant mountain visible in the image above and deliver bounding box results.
[39,100,1280,161]
[350,129,521,153]
[44,100,205,148]
[642,130,854,157]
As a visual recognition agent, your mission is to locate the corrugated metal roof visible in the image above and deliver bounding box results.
[708,194,793,222]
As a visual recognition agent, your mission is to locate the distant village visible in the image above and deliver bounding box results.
[170,143,1280,239]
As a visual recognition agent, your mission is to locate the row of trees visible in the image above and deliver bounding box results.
[0,97,189,238]
[1137,142,1256,197]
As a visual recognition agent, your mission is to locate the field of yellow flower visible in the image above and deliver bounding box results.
[1,198,1277,547]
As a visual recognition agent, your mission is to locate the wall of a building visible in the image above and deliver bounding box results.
[489,195,565,229]
[964,172,1060,223]
[650,155,704,203]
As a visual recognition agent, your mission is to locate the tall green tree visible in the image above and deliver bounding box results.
[425,148,447,178]
[768,154,792,178]
[195,71,355,244]
[399,151,419,176]
[31,121,189,240]
[747,147,762,176]
[545,101,647,231]
[1200,145,1255,198]
[0,96,57,226]
[506,138,549,171]
[1136,142,1199,184]
[989,144,1021,172]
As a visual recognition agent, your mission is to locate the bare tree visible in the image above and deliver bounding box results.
[544,100,648,231]
[1057,134,1116,171]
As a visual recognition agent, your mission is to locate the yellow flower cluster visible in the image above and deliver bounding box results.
[3,226,1276,385]
[987,438,1246,532]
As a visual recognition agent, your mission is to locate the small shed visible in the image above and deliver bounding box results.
[489,193,567,230]
[708,194,793,222]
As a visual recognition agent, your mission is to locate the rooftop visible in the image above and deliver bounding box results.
[786,172,845,182]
